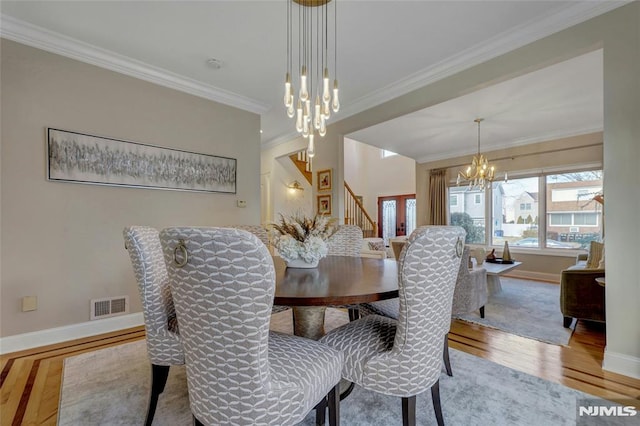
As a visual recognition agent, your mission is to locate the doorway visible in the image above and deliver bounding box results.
[378,194,416,244]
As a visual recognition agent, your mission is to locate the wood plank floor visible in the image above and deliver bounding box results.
[2,317,639,425]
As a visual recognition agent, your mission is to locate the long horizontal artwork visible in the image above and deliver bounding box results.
[47,128,236,193]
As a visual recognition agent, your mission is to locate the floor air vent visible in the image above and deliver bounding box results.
[90,296,129,320]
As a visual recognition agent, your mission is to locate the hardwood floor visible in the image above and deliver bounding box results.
[2,318,639,425]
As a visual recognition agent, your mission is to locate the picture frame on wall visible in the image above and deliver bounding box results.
[317,194,332,215]
[317,168,332,191]
[46,128,236,193]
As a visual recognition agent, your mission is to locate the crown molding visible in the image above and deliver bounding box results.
[0,15,270,115]
[342,1,625,121]
[415,127,603,164]
[261,130,302,151]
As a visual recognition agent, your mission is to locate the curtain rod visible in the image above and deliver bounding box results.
[443,142,603,170]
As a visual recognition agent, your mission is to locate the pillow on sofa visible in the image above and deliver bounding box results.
[586,241,604,269]
[368,240,385,251]
[597,249,605,269]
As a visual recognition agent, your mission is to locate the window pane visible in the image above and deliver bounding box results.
[405,198,417,236]
[491,177,539,247]
[449,187,485,244]
[549,213,572,225]
[382,200,397,245]
[450,195,458,206]
[546,171,602,249]
[574,213,598,226]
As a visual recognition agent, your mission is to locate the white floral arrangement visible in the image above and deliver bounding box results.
[269,213,337,264]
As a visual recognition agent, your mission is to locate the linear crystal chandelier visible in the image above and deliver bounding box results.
[284,0,339,158]
[457,118,496,190]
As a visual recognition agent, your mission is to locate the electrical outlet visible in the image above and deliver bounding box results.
[22,296,37,312]
[237,200,247,208]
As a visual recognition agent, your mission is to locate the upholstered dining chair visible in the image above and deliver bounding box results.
[320,226,465,426]
[123,226,184,426]
[230,224,290,314]
[160,227,343,426]
[451,246,488,319]
[359,244,485,377]
[327,225,364,321]
[230,224,270,247]
[326,224,363,257]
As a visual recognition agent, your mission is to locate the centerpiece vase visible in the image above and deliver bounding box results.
[285,258,319,269]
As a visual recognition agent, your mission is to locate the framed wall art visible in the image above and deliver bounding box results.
[317,168,332,191]
[46,128,236,193]
[317,194,332,215]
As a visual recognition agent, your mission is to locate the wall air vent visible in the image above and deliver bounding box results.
[90,296,129,320]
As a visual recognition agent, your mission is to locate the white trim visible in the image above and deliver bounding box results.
[603,349,640,380]
[0,15,270,115]
[262,130,301,151]
[504,270,560,284]
[0,312,144,355]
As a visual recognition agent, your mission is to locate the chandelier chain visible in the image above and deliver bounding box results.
[284,0,340,157]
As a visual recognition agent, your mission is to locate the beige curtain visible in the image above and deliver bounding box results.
[428,169,448,225]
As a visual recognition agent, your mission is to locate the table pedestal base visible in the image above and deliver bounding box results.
[487,275,503,295]
[292,306,326,340]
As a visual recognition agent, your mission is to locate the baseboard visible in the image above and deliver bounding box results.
[603,349,640,379]
[504,270,560,284]
[0,312,144,355]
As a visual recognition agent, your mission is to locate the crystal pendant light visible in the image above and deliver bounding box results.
[284,0,339,158]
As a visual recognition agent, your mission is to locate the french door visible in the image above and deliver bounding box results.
[378,194,416,244]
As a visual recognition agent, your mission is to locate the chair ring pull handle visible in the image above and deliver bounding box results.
[173,239,188,267]
[455,237,463,258]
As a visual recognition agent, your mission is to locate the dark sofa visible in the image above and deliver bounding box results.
[560,253,605,327]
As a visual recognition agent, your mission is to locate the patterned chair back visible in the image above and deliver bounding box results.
[123,226,183,365]
[327,224,363,257]
[231,224,270,247]
[365,226,465,393]
[160,227,278,425]
[451,246,488,315]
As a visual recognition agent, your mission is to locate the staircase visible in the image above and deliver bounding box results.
[289,151,312,185]
[344,181,378,238]
[286,154,377,238]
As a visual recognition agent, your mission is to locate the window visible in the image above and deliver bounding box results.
[382,150,397,158]
[549,213,572,225]
[449,187,485,244]
[574,213,597,226]
[450,195,458,207]
[546,171,602,249]
[491,177,539,246]
[453,168,602,250]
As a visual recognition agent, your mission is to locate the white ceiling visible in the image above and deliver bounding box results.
[348,50,603,162]
[0,1,620,158]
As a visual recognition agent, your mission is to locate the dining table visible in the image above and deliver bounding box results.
[273,255,399,340]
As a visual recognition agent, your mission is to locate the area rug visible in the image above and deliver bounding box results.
[454,277,575,345]
[58,309,618,426]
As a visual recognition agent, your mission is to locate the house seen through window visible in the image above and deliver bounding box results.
[448,169,602,249]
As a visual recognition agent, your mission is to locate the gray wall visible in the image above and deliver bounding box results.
[1,40,261,337]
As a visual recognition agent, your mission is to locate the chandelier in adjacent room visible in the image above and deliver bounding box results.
[284,0,340,158]
[457,118,496,190]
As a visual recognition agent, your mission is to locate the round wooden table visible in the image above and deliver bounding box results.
[273,255,399,340]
